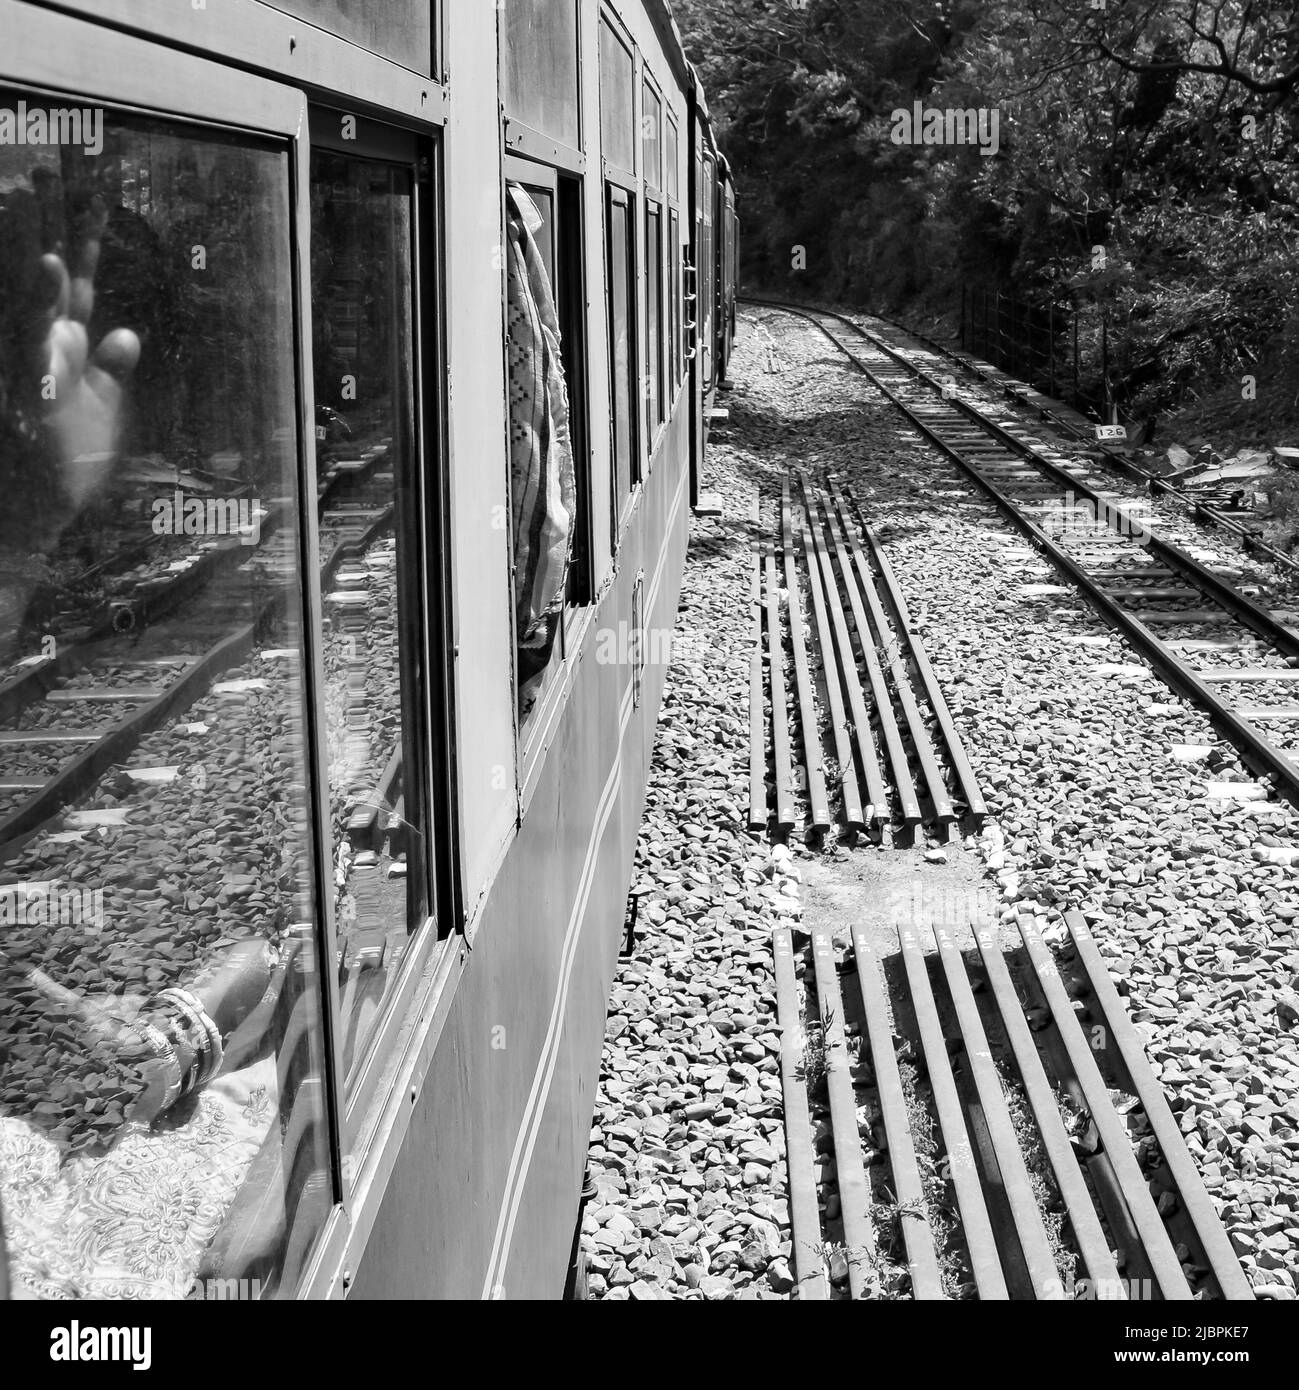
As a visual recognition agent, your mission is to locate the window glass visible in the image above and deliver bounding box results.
[645,205,663,435]
[606,187,636,519]
[502,0,580,149]
[669,208,681,386]
[599,19,635,176]
[0,94,331,1298]
[309,149,427,1093]
[665,118,679,201]
[701,155,716,388]
[506,182,576,731]
[642,84,661,193]
[266,0,433,77]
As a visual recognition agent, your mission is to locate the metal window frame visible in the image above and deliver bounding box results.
[305,117,455,1168]
[0,0,464,1300]
[502,152,599,814]
[645,198,667,449]
[597,6,637,187]
[641,73,663,195]
[605,180,642,550]
[26,0,446,122]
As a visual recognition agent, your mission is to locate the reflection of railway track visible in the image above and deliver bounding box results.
[775,910,1254,1301]
[0,445,394,857]
[751,302,1299,814]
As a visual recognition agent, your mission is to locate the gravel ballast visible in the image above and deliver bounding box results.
[582,306,1299,1300]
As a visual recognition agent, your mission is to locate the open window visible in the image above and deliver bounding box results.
[503,162,588,741]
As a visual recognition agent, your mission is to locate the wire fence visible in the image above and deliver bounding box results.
[960,287,1101,417]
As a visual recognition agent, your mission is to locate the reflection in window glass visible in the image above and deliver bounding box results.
[267,0,433,77]
[310,151,425,1090]
[606,187,636,518]
[0,96,331,1298]
[665,118,679,202]
[599,20,635,175]
[643,85,661,193]
[646,205,663,435]
[670,209,681,386]
[506,184,575,730]
[502,0,580,148]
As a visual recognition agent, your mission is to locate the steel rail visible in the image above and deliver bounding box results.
[824,479,955,824]
[748,544,765,831]
[765,542,796,832]
[798,518,865,830]
[850,321,1299,660]
[842,491,987,820]
[746,292,1299,578]
[849,928,946,1299]
[875,312,1299,578]
[929,917,1065,1298]
[1063,911,1255,1301]
[898,919,1009,1298]
[755,301,1299,812]
[799,497,887,826]
[773,926,830,1299]
[970,919,1127,1299]
[1015,914,1194,1299]
[810,928,877,1297]
[782,477,831,831]
[806,478,922,826]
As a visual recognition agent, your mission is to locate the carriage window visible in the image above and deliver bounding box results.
[502,0,580,148]
[0,94,331,1298]
[606,184,638,529]
[645,204,664,436]
[309,148,428,1095]
[266,0,434,77]
[599,18,635,176]
[642,83,661,193]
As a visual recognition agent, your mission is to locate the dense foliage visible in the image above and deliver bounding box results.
[675,0,1299,433]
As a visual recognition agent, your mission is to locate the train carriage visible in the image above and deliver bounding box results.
[0,0,738,1301]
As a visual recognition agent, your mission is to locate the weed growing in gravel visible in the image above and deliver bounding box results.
[799,1007,830,1100]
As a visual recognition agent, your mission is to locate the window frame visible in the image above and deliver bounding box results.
[0,0,349,1292]
[604,179,640,549]
[307,112,454,1164]
[0,0,464,1301]
[501,153,596,789]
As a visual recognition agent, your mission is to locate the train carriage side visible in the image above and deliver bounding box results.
[687,74,721,508]
[0,0,707,1303]
[717,158,739,383]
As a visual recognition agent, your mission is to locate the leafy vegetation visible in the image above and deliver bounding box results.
[675,0,1299,437]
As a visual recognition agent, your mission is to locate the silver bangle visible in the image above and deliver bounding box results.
[159,987,225,1089]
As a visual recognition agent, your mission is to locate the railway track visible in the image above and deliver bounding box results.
[749,295,1299,582]
[746,300,1299,818]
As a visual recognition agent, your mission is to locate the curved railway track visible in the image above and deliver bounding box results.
[744,299,1299,817]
